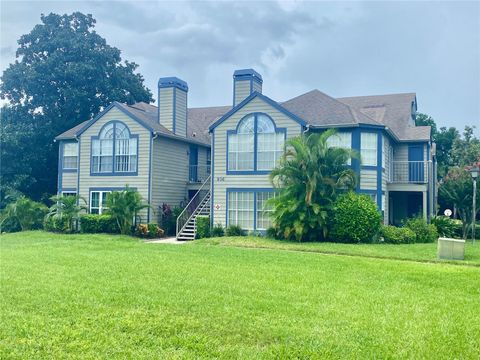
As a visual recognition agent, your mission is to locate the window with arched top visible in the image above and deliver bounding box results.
[227,113,285,172]
[91,122,138,174]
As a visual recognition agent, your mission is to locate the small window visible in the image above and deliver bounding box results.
[90,191,110,214]
[63,143,78,169]
[361,133,377,166]
[327,132,352,165]
[62,191,77,197]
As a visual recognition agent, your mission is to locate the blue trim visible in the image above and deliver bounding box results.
[158,77,188,91]
[210,91,307,131]
[210,131,215,229]
[377,132,383,210]
[57,141,63,194]
[225,187,275,230]
[233,69,263,82]
[89,120,139,176]
[226,113,287,175]
[76,137,81,206]
[76,102,155,138]
[232,78,236,106]
[351,128,361,191]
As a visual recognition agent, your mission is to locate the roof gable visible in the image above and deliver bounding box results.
[208,91,307,132]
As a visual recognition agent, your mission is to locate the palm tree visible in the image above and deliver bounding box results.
[46,195,87,233]
[0,196,47,231]
[269,130,357,241]
[105,186,151,235]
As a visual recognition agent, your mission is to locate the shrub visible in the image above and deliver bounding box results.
[80,214,119,233]
[248,230,263,237]
[159,203,183,236]
[196,216,210,239]
[135,223,164,238]
[404,217,438,243]
[0,216,21,233]
[329,192,382,243]
[225,225,245,237]
[45,195,87,233]
[431,216,457,238]
[210,224,224,237]
[0,196,47,231]
[382,225,416,244]
[44,216,70,233]
[266,227,278,239]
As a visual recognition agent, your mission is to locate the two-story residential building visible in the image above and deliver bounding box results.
[56,69,436,239]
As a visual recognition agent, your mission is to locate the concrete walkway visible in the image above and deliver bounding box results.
[144,237,187,244]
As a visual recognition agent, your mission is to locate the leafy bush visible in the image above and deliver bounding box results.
[266,227,278,239]
[44,216,70,233]
[80,214,119,233]
[135,223,164,238]
[248,230,263,237]
[0,216,21,233]
[431,216,457,238]
[210,224,224,237]
[159,203,183,236]
[225,225,245,237]
[0,196,47,231]
[196,216,210,239]
[404,217,438,243]
[382,225,416,244]
[329,192,382,243]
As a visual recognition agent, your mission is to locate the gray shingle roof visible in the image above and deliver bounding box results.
[56,90,430,144]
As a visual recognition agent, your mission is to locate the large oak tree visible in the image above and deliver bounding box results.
[1,12,153,203]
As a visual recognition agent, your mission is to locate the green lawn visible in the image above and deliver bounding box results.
[1,232,479,359]
[197,236,480,266]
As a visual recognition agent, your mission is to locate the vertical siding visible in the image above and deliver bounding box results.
[159,87,174,132]
[78,107,151,221]
[234,80,251,106]
[150,136,190,221]
[212,97,302,228]
[175,89,187,137]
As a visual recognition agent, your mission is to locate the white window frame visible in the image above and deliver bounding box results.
[361,132,378,166]
[227,191,254,230]
[63,143,78,170]
[90,191,111,214]
[256,191,276,230]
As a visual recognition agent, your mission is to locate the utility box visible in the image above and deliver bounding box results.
[437,237,465,260]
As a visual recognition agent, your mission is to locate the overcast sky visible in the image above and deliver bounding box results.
[1,1,479,133]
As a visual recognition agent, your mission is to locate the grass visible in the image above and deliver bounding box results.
[1,231,479,359]
[196,236,480,266]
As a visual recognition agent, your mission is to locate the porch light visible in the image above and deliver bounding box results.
[468,163,479,245]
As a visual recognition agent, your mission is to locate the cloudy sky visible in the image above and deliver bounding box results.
[1,1,479,133]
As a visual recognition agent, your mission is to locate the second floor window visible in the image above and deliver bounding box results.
[361,132,377,166]
[327,132,352,165]
[91,122,137,174]
[63,142,78,169]
[228,114,285,172]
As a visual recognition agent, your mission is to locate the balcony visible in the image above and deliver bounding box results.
[389,161,430,184]
[188,164,211,183]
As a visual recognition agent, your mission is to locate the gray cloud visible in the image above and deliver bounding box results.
[0,0,478,133]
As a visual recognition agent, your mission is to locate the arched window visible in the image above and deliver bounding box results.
[227,113,285,172]
[91,122,138,174]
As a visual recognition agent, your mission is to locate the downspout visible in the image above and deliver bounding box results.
[148,132,158,222]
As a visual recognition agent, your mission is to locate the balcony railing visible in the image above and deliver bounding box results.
[389,161,429,184]
[188,164,211,183]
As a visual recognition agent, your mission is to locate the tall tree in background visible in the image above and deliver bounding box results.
[1,12,153,202]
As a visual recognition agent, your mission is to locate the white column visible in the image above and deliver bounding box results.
[423,191,428,220]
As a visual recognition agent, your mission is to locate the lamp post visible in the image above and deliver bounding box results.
[468,164,479,245]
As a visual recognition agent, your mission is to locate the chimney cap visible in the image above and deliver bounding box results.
[158,77,188,91]
[233,68,263,83]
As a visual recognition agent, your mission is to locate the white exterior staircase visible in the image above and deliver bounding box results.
[176,176,211,241]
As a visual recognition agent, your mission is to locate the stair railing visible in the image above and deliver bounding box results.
[176,175,211,237]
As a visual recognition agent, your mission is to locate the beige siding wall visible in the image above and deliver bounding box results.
[212,96,303,228]
[61,172,77,189]
[252,80,262,94]
[78,107,151,221]
[159,87,174,132]
[360,169,377,190]
[150,137,190,221]
[234,80,251,106]
[175,89,187,137]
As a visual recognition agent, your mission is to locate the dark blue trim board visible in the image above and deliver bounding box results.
[351,128,361,191]
[89,120,139,176]
[57,140,62,194]
[147,133,153,222]
[210,131,215,228]
[377,131,383,210]
[225,188,275,231]
[210,91,307,131]
[226,112,287,175]
[76,137,81,206]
